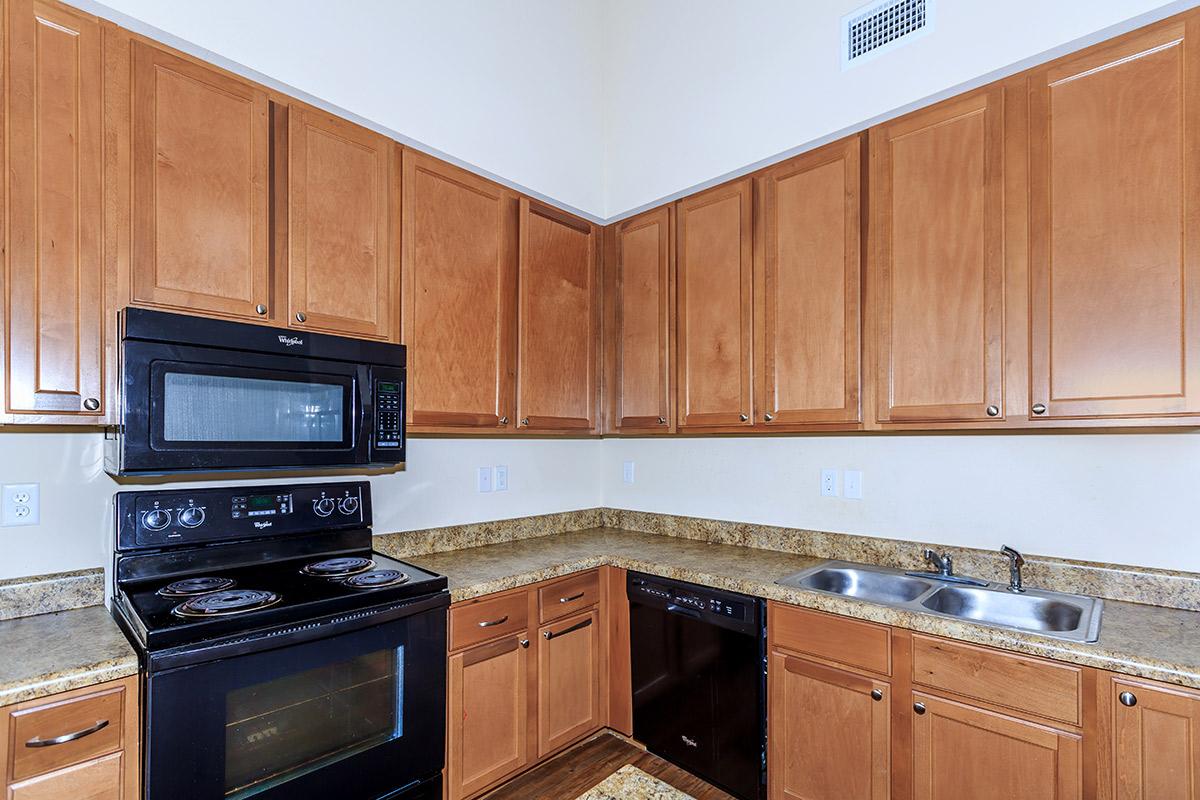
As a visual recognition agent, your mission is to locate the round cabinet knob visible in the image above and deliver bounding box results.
[1119,691,1138,707]
[764,413,774,422]
[82,397,100,412]
[295,311,307,323]
[913,702,926,715]
[499,416,509,426]
[520,417,530,426]
[657,416,667,425]
[871,689,884,701]
[177,507,206,529]
[313,498,336,517]
[143,509,171,531]
[519,639,530,649]
[1032,403,1047,415]
[338,496,360,515]
[739,414,749,422]
[255,304,267,316]
[986,405,1000,417]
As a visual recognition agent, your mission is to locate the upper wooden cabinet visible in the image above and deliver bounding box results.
[517,199,600,433]
[870,85,1009,425]
[1101,674,1200,800]
[402,150,518,431]
[1027,17,1200,421]
[605,207,675,434]
[3,0,105,422]
[287,106,397,340]
[755,137,862,429]
[676,178,754,430]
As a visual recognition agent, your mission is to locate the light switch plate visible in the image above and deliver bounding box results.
[844,470,863,499]
[477,467,493,493]
[622,461,635,485]
[494,465,508,492]
[2,483,39,526]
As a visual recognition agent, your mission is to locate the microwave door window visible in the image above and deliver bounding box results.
[163,373,346,444]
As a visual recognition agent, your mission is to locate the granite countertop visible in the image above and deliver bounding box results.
[0,605,139,706]
[400,527,1200,690]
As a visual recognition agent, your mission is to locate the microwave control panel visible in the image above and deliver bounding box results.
[373,378,403,451]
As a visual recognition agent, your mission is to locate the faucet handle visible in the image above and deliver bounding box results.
[1000,545,1025,566]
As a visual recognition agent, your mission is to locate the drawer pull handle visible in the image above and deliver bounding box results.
[26,719,109,748]
[477,615,509,628]
[543,617,593,641]
[559,592,585,604]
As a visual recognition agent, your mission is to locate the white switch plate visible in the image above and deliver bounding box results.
[477,467,493,493]
[2,483,39,526]
[622,461,635,485]
[494,465,508,492]
[820,469,839,497]
[844,470,863,499]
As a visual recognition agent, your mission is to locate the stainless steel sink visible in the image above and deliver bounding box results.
[776,560,1103,643]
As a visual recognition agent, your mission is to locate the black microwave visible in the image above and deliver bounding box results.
[106,308,405,476]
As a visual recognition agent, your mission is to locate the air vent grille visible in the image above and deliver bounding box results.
[842,0,933,69]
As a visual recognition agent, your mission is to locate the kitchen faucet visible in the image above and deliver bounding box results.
[1001,545,1026,593]
[923,548,954,577]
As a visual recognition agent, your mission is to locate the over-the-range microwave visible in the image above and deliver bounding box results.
[106,308,405,476]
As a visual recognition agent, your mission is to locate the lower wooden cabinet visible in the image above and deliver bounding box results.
[1101,674,1200,799]
[9,752,125,800]
[537,609,601,757]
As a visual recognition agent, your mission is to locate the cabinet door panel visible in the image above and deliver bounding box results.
[9,753,124,800]
[912,693,1081,800]
[402,152,516,430]
[5,0,104,419]
[517,200,599,432]
[537,609,600,757]
[1107,676,1200,800]
[872,87,1006,423]
[769,653,888,800]
[676,178,754,429]
[1029,20,1200,419]
[288,107,394,340]
[758,137,861,427]
[129,41,271,321]
[609,207,674,433]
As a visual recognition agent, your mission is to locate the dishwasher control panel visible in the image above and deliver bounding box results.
[630,575,751,623]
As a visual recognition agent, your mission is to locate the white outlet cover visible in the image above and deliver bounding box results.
[622,461,635,485]
[477,467,493,493]
[2,483,39,526]
[844,470,863,499]
[494,465,508,492]
[820,469,839,497]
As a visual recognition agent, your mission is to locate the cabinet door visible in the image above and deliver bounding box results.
[912,693,1081,800]
[447,635,530,800]
[871,86,1007,423]
[128,40,271,322]
[756,136,862,428]
[4,0,104,420]
[676,178,754,429]
[769,652,889,800]
[1028,18,1200,420]
[288,107,396,340]
[1106,675,1200,800]
[402,151,517,430]
[537,609,600,757]
[517,199,600,432]
[9,753,124,800]
[608,207,674,433]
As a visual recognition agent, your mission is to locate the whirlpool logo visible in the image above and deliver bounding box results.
[277,335,304,347]
[253,521,273,530]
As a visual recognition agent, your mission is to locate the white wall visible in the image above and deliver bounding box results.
[0,433,602,581]
[601,434,1200,573]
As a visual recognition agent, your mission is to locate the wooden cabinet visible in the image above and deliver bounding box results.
[3,0,105,422]
[1101,674,1200,799]
[287,106,397,340]
[870,85,1009,424]
[537,609,601,756]
[675,177,754,430]
[516,200,600,432]
[1027,16,1200,421]
[755,136,862,429]
[402,150,518,431]
[605,206,675,434]
[9,753,124,800]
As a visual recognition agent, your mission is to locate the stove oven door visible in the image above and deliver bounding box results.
[143,599,445,800]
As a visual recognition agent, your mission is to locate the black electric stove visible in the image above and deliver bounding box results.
[111,480,447,800]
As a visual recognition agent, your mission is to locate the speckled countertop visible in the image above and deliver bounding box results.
[399,527,1200,690]
[573,765,695,800]
[0,605,138,705]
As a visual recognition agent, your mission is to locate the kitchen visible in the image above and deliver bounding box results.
[1,0,1199,799]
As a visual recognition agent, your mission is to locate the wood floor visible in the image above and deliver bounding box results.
[482,733,737,800]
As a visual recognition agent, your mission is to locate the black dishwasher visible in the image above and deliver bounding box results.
[628,572,766,800]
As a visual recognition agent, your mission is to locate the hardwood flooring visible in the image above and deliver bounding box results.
[481,732,736,800]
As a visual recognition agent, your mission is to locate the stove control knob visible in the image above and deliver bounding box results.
[178,507,205,528]
[143,509,171,531]
[338,496,360,515]
[313,498,336,517]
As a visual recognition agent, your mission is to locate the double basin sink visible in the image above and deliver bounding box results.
[776,561,1103,642]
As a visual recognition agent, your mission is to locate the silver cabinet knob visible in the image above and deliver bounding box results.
[519,639,529,649]
[255,304,267,315]
[1032,403,1047,415]
[913,702,926,715]
[764,413,774,422]
[657,416,667,425]
[871,689,883,701]
[1119,691,1137,707]
[520,417,530,426]
[739,413,749,422]
[82,397,100,412]
[499,416,509,426]
[295,311,307,323]
[986,405,1000,417]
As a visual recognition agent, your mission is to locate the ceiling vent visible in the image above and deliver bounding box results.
[842,0,934,70]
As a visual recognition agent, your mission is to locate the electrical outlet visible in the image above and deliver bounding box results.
[477,467,493,493]
[2,483,39,526]
[820,469,839,497]
[622,461,635,485]
[494,465,508,492]
[844,470,863,499]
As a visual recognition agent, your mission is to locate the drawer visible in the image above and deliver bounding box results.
[449,591,529,652]
[9,685,126,782]
[538,571,600,624]
[911,634,1082,725]
[770,603,891,675]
